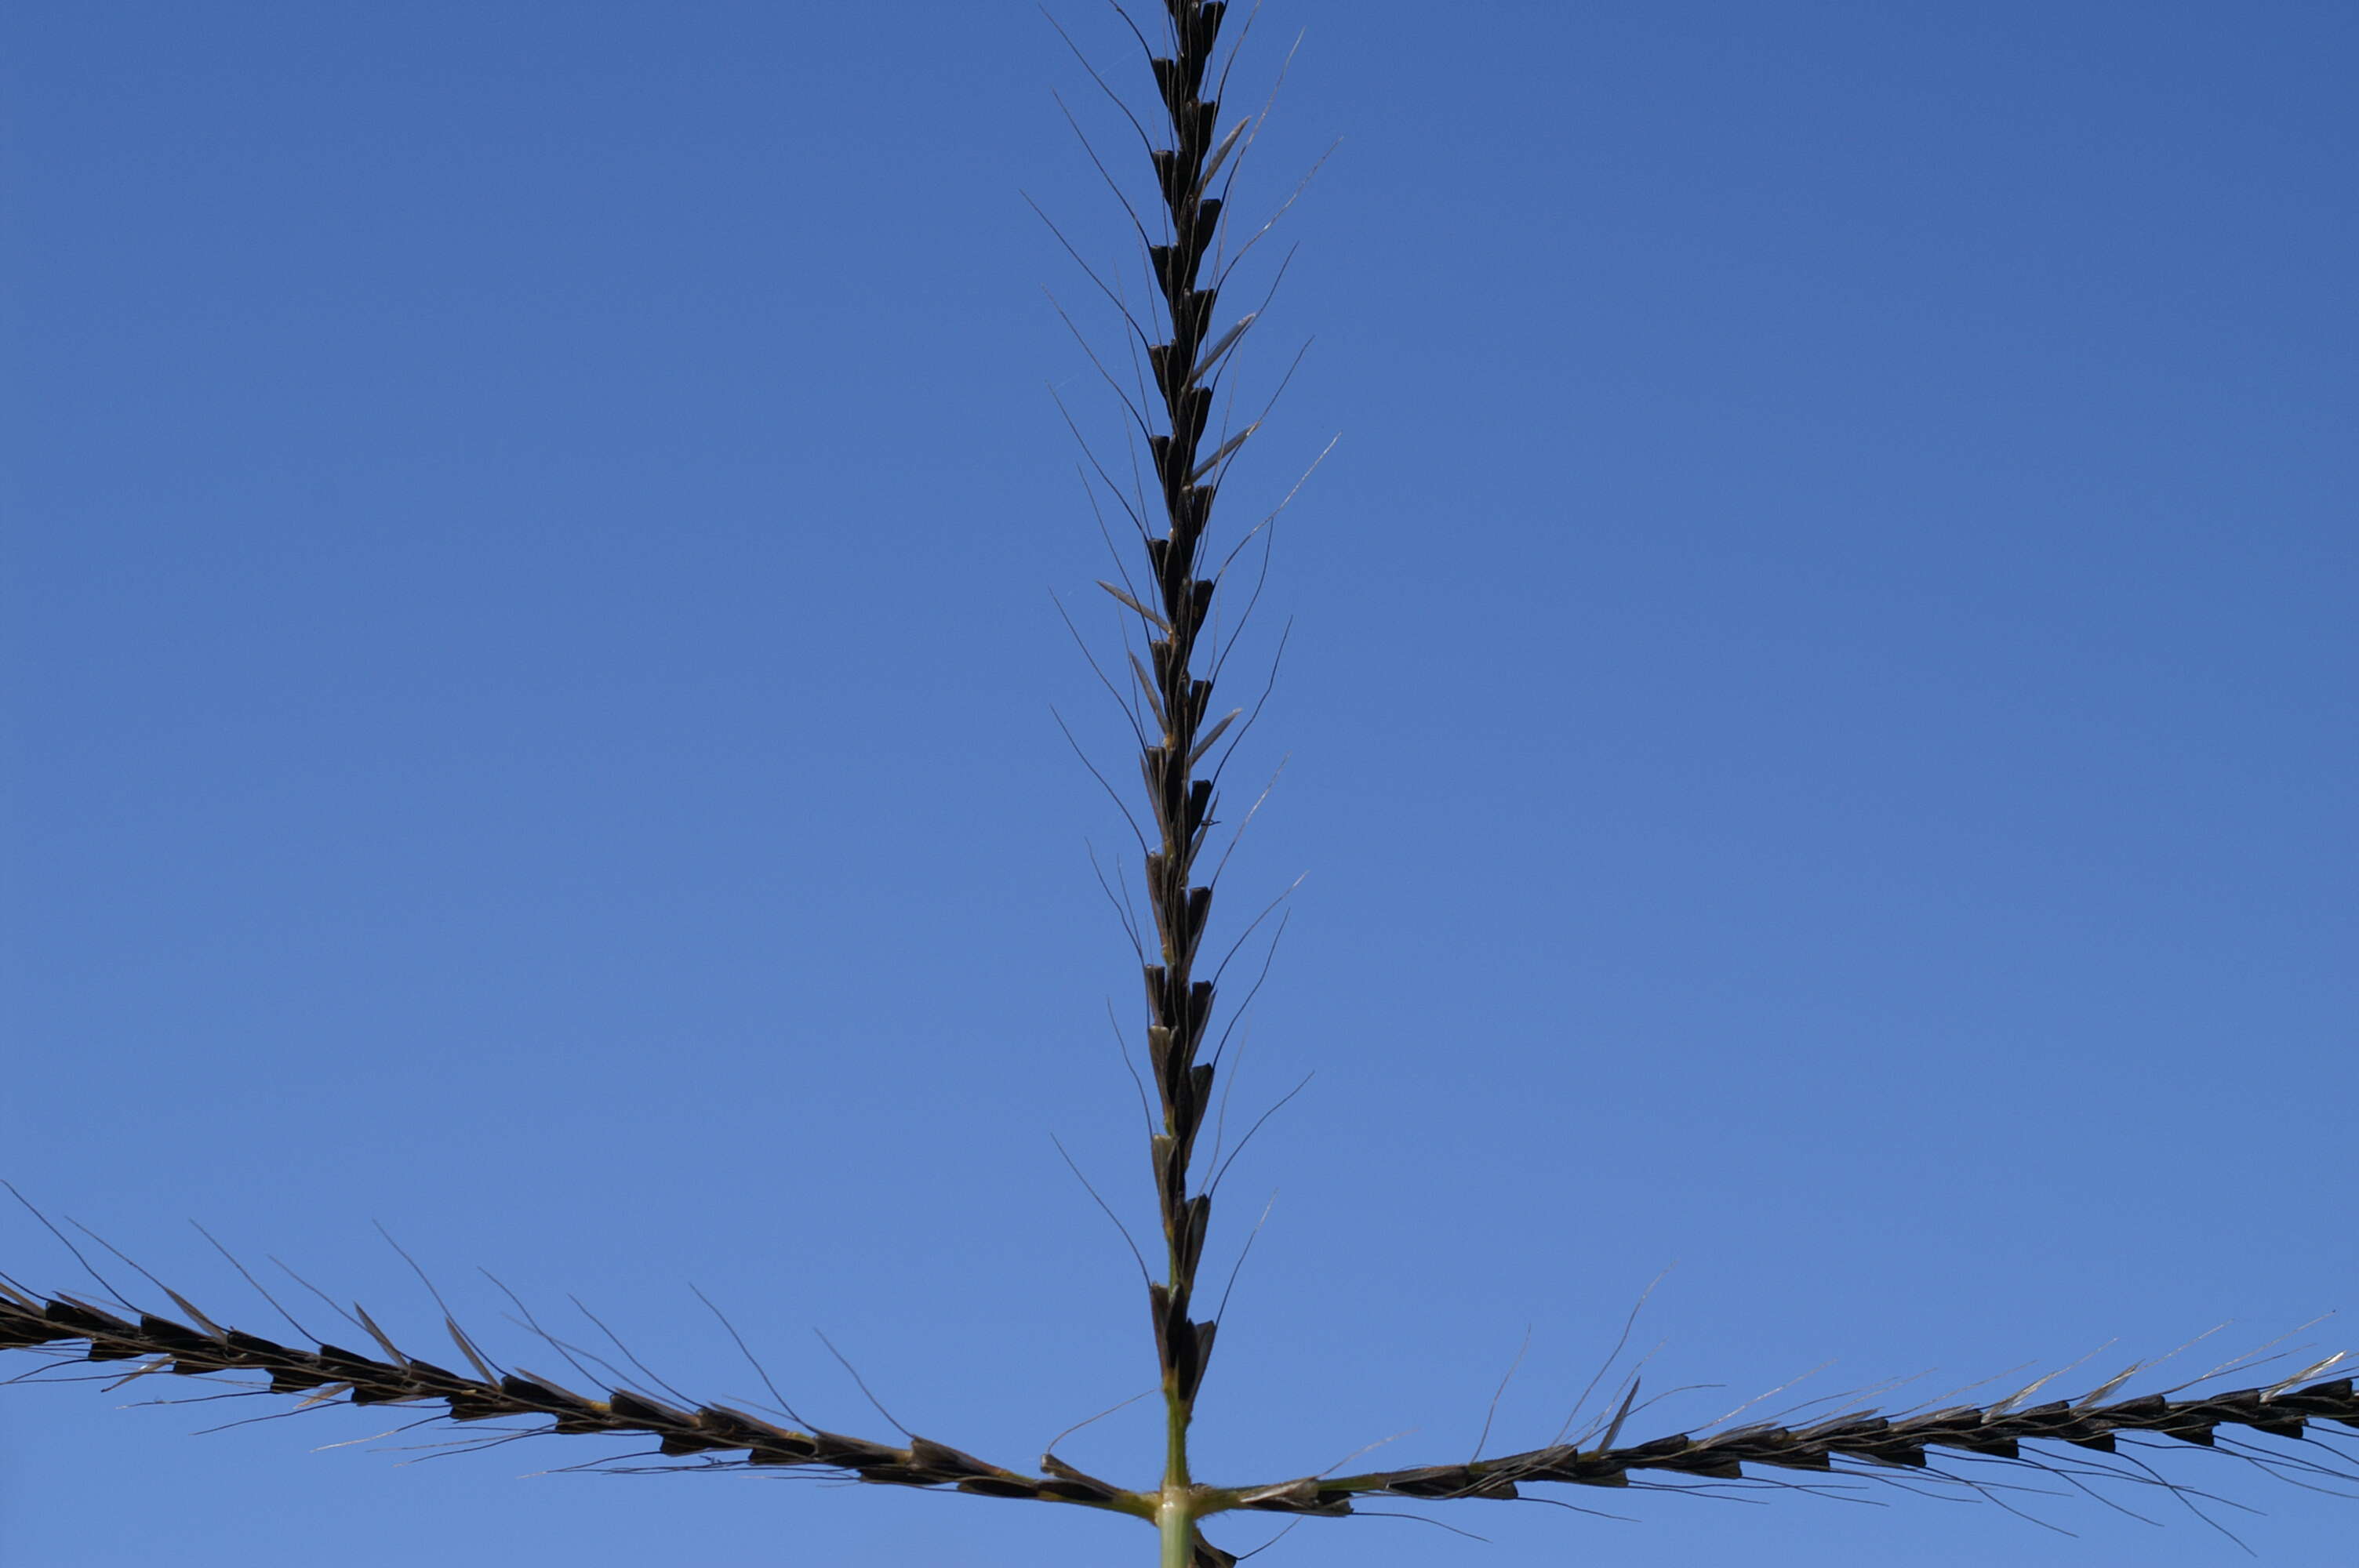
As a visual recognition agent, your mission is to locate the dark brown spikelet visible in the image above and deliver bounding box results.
[1122,0,1247,1422]
[0,1276,1150,1516]
[10,1259,2356,1539]
[1223,1370,2359,1518]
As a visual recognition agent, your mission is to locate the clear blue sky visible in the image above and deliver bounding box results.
[4,2,2353,1564]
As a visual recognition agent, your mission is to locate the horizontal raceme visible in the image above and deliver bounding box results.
[0,1283,1147,1515]
[1257,1375,2359,1512]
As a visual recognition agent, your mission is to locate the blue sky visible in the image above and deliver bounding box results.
[3,2,2353,1564]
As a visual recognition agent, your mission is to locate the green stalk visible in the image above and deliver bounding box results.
[1160,1374,1194,1567]
[1158,1486,1194,1568]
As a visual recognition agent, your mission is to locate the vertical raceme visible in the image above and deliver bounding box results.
[1133,5,1242,1564]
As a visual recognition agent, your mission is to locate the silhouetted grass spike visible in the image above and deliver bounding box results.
[9,1258,2351,1543]
[1289,1374,2359,1505]
[0,1275,1152,1515]
[6,3,2354,1563]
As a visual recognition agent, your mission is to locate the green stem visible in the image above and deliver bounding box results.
[1160,1386,1194,1567]
[1158,1490,1194,1568]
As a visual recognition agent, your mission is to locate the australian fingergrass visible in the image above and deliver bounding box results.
[5,5,2355,1564]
